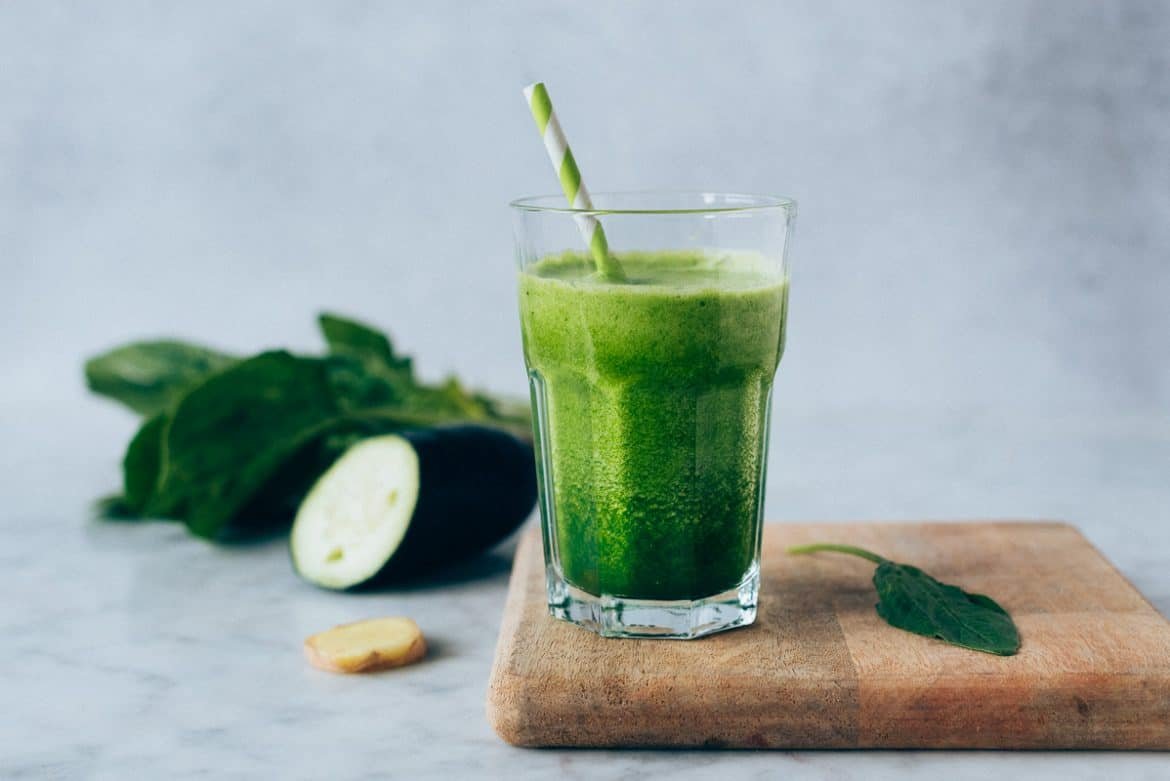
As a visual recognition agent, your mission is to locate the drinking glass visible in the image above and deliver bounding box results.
[512,191,796,638]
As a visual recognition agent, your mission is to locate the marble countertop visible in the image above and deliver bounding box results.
[4,401,1169,780]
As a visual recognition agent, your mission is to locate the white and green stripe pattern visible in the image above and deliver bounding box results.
[523,82,625,281]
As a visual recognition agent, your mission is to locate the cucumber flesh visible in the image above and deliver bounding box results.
[291,435,420,590]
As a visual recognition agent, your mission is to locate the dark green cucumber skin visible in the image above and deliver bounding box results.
[351,424,537,587]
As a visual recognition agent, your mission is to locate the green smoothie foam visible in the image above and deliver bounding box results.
[519,250,788,600]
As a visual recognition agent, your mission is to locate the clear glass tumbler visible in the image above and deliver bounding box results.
[512,191,796,639]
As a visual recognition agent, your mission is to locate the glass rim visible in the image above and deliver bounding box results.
[509,189,797,216]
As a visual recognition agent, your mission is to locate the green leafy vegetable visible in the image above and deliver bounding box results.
[85,341,235,416]
[86,314,532,543]
[787,543,1021,656]
[94,494,138,520]
[151,351,339,539]
[318,313,502,422]
[319,312,409,371]
[122,413,167,514]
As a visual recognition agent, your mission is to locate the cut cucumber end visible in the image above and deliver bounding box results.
[291,435,420,590]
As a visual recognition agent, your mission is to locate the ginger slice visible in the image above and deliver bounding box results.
[305,617,426,673]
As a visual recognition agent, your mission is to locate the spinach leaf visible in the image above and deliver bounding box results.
[787,543,1021,656]
[319,312,411,374]
[93,494,138,520]
[321,353,403,411]
[122,413,167,514]
[226,412,425,536]
[317,313,523,427]
[152,351,339,539]
[86,312,532,541]
[85,341,235,417]
[318,314,425,412]
[873,560,1020,656]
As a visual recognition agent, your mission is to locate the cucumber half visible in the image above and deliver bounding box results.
[291,425,536,589]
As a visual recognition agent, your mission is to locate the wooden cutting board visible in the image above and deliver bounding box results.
[487,522,1170,749]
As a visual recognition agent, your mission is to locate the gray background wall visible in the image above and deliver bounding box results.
[3,1,1167,521]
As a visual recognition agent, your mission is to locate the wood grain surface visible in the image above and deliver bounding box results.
[487,522,1170,749]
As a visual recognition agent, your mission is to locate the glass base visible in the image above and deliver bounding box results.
[545,566,759,639]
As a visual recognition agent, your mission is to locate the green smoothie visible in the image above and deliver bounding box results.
[519,250,788,600]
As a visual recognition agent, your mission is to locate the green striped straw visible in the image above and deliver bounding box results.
[523,82,626,281]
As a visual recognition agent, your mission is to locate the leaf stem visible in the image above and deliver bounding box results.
[786,543,887,564]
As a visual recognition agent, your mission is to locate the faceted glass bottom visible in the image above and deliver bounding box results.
[545,565,759,639]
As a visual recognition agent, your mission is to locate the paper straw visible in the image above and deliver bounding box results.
[523,82,626,281]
